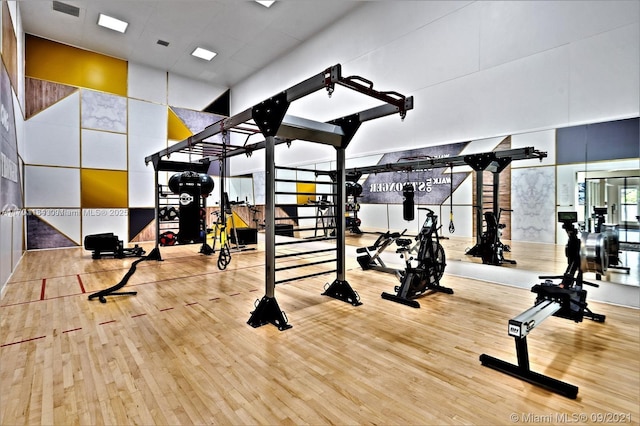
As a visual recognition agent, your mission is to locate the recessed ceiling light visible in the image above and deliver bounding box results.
[97,13,128,33]
[191,47,217,61]
[255,1,275,8]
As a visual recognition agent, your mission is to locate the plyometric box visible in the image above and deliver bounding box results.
[230,228,258,245]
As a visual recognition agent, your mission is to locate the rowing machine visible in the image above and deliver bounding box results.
[480,211,606,399]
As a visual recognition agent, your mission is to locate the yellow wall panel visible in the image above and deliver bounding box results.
[296,182,316,205]
[226,212,249,229]
[81,169,128,208]
[168,108,193,141]
[26,35,127,96]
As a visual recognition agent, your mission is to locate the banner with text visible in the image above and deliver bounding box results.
[359,142,469,205]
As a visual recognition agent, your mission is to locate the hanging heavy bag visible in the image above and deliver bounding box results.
[402,183,415,221]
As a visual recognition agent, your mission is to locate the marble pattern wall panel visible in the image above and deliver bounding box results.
[172,107,223,134]
[81,90,127,133]
[511,166,556,243]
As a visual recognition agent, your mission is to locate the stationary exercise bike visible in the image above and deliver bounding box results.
[381,208,453,308]
[469,207,516,265]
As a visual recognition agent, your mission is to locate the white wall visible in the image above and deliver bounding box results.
[229,0,640,173]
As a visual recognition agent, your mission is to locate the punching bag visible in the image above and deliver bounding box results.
[402,183,414,221]
[177,171,203,244]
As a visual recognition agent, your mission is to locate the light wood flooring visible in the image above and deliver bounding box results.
[1,235,639,425]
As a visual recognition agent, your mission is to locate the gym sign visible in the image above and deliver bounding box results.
[359,142,469,205]
[368,174,452,194]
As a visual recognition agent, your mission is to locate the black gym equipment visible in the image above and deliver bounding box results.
[344,148,547,250]
[88,247,162,303]
[84,233,145,259]
[381,207,453,308]
[146,64,414,330]
[345,180,363,234]
[590,206,630,276]
[480,211,606,399]
[468,207,516,265]
[356,229,408,274]
[402,183,415,221]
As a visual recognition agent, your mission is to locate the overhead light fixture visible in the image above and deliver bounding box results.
[97,13,128,33]
[255,1,275,7]
[191,47,217,61]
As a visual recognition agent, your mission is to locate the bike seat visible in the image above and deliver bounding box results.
[396,238,412,247]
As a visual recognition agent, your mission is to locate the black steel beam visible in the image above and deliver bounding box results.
[345,147,547,175]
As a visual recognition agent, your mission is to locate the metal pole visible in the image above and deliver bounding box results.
[265,136,276,298]
[154,169,160,250]
[336,147,346,281]
[476,170,483,244]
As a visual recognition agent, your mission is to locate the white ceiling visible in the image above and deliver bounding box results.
[19,0,363,89]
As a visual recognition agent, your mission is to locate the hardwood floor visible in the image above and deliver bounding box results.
[1,237,638,425]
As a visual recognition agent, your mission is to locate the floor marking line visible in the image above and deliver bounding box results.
[0,335,47,347]
[40,279,46,301]
[77,275,86,293]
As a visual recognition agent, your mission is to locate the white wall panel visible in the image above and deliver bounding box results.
[128,100,167,172]
[128,62,167,105]
[569,23,640,124]
[12,212,22,270]
[167,73,227,111]
[415,46,570,147]
[82,210,128,244]
[511,129,556,168]
[358,204,390,231]
[231,1,638,161]
[231,1,473,113]
[480,0,640,70]
[81,129,127,170]
[129,100,167,139]
[128,171,155,208]
[13,92,25,158]
[0,215,12,290]
[24,92,80,167]
[25,166,80,208]
[461,136,505,155]
[349,2,480,94]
